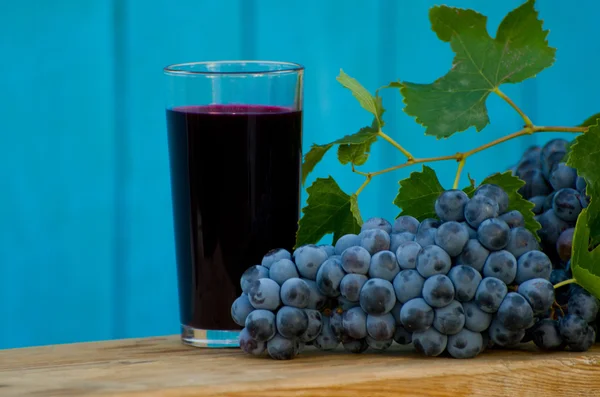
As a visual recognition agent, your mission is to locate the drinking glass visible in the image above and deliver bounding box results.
[164,61,304,347]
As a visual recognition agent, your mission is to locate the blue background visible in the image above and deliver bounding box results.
[1,0,597,349]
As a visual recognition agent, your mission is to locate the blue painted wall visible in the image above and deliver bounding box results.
[0,0,597,349]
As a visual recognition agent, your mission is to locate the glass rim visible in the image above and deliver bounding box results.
[163,60,305,76]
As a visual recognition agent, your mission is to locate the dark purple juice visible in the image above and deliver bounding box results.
[166,104,302,331]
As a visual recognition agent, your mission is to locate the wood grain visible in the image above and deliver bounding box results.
[1,335,600,397]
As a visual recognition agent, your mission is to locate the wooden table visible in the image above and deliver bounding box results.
[2,335,600,396]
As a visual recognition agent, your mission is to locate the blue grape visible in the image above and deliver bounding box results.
[294,245,328,280]
[369,250,400,281]
[300,309,323,343]
[416,245,451,278]
[529,195,546,215]
[316,258,346,297]
[393,215,420,234]
[390,232,416,253]
[474,184,509,214]
[329,310,344,339]
[541,138,569,178]
[412,327,447,357]
[248,278,281,310]
[419,218,441,232]
[549,163,577,191]
[367,313,396,341]
[261,248,292,269]
[543,192,556,212]
[359,229,391,255]
[461,222,478,239]
[532,319,565,350]
[475,277,508,313]
[337,296,359,311]
[341,245,371,274]
[433,300,465,335]
[516,157,541,178]
[515,250,552,284]
[499,210,524,228]
[390,301,403,325]
[462,301,492,333]
[519,168,552,199]
[361,217,393,234]
[239,327,266,356]
[240,265,270,294]
[568,325,596,352]
[553,188,583,222]
[231,294,255,326]
[482,250,517,284]
[448,265,482,302]
[496,292,534,331]
[488,318,525,347]
[340,273,368,302]
[267,334,299,360]
[536,209,571,247]
[335,234,361,255]
[342,338,369,353]
[435,189,469,222]
[556,227,574,262]
[434,221,469,256]
[415,228,436,247]
[280,278,310,308]
[505,227,539,259]
[559,314,589,346]
[447,329,483,359]
[551,269,570,305]
[464,195,499,229]
[395,241,421,270]
[518,278,555,315]
[269,259,299,286]
[394,325,413,345]
[455,239,489,272]
[366,336,393,350]
[319,244,336,257]
[477,218,510,251]
[313,316,339,350]
[245,309,276,342]
[576,175,587,194]
[393,269,425,303]
[422,275,455,308]
[568,291,600,323]
[276,306,309,339]
[342,306,368,339]
[400,297,434,332]
[301,278,327,310]
[359,278,396,315]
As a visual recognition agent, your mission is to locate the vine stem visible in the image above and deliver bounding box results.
[453,158,466,189]
[377,130,414,160]
[554,278,577,289]
[355,175,372,196]
[493,87,534,127]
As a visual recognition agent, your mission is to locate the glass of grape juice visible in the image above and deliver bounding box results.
[163,61,304,347]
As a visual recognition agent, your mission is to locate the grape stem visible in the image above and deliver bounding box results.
[553,278,577,289]
[377,129,414,160]
[493,87,534,127]
[453,158,466,189]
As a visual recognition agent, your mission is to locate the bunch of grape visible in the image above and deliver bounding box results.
[510,138,600,348]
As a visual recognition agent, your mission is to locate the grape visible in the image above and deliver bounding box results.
[461,222,478,239]
[529,195,546,215]
[268,259,299,286]
[359,278,396,315]
[434,221,469,256]
[448,265,482,302]
[366,336,393,350]
[329,310,344,339]
[248,278,281,310]
[390,301,403,325]
[475,184,509,214]
[280,278,310,308]
[447,329,483,359]
[433,300,465,335]
[496,292,534,331]
[477,218,510,251]
[400,297,434,332]
[300,309,323,342]
[515,156,541,177]
[313,316,339,350]
[505,227,539,259]
[294,245,328,280]
[559,314,589,346]
[239,327,266,356]
[518,168,552,199]
[341,246,371,275]
[342,338,369,353]
[335,234,361,255]
[576,175,587,195]
[267,334,299,360]
[302,278,327,310]
[337,296,359,311]
[541,139,569,178]
[319,244,335,257]
[515,250,552,284]
[549,163,577,191]
[416,245,451,278]
[568,291,600,323]
[422,275,455,308]
[368,250,400,281]
[240,265,270,294]
[536,209,571,247]
[395,241,421,270]
[550,269,570,305]
[367,313,396,341]
[552,188,582,222]
[482,250,517,284]
[393,269,425,303]
[245,309,276,342]
[390,232,415,253]
[415,228,436,247]
[455,239,489,272]
[393,215,420,234]
[276,306,309,339]
[394,325,413,345]
[569,325,596,352]
[499,210,524,228]
[464,195,500,229]
[359,229,391,255]
[361,217,393,234]
[315,258,345,297]
[340,273,368,302]
[475,277,508,313]
[531,319,565,350]
[517,278,555,315]
[435,189,469,222]
[543,192,556,213]
[462,301,492,332]
[231,294,255,326]
[412,327,448,357]
[261,248,292,269]
[342,307,368,339]
[556,227,574,262]
[488,318,525,347]
[418,218,441,232]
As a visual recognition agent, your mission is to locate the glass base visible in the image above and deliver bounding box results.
[181,324,240,348]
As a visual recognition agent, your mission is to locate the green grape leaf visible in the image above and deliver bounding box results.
[580,113,600,128]
[296,177,362,247]
[302,144,333,185]
[570,208,600,300]
[393,165,445,220]
[472,171,541,240]
[398,0,555,138]
[337,70,384,126]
